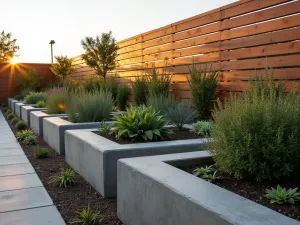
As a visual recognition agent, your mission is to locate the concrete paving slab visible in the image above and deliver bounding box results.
[0,155,29,166]
[0,187,53,213]
[0,164,35,177]
[0,149,24,157]
[0,206,66,225]
[0,174,42,192]
[0,143,21,149]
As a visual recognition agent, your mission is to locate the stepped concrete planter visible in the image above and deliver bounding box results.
[15,102,24,118]
[117,151,300,225]
[21,105,46,127]
[11,99,20,113]
[43,117,104,155]
[65,128,207,198]
[8,98,15,109]
[30,111,67,136]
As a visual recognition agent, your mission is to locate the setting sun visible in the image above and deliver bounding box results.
[9,57,18,64]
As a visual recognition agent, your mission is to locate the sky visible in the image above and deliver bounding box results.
[1,0,236,63]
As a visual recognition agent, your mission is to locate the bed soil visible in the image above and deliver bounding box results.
[95,127,201,144]
[2,108,122,225]
[181,165,300,222]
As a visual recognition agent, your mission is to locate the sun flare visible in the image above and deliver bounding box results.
[10,57,18,65]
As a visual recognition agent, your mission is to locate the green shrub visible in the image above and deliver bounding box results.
[49,168,76,188]
[16,129,35,142]
[187,62,218,120]
[116,84,129,110]
[16,121,27,130]
[15,70,43,91]
[72,204,100,225]
[111,105,172,141]
[45,87,69,114]
[191,121,212,137]
[23,134,38,145]
[105,76,118,102]
[36,100,46,108]
[145,64,172,97]
[208,73,300,181]
[24,92,46,104]
[132,76,148,105]
[21,87,35,98]
[7,113,15,120]
[265,185,300,204]
[34,147,49,159]
[66,90,113,123]
[167,103,196,130]
[64,79,82,95]
[147,93,176,115]
[14,95,23,101]
[11,117,19,125]
[82,75,104,93]
[5,109,12,115]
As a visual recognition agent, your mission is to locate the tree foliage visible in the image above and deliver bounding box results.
[81,31,118,80]
[50,55,74,81]
[0,30,19,62]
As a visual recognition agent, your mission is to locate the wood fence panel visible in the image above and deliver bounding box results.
[69,0,300,103]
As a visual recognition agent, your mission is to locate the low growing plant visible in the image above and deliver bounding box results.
[111,105,172,141]
[49,168,77,188]
[14,95,23,101]
[11,117,19,125]
[193,165,218,183]
[187,62,218,120]
[71,204,101,225]
[7,113,15,120]
[265,185,300,204]
[208,70,300,181]
[116,84,129,110]
[16,120,27,130]
[34,146,49,159]
[16,129,35,142]
[97,122,112,137]
[191,121,212,137]
[24,92,46,104]
[22,134,38,145]
[167,103,196,130]
[66,90,113,123]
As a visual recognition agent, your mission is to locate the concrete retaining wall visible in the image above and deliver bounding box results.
[117,152,299,225]
[21,106,46,127]
[65,129,207,198]
[11,100,19,113]
[30,111,67,136]
[15,103,24,118]
[43,117,103,154]
[8,98,14,110]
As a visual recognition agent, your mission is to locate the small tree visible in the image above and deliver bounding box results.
[81,31,118,80]
[50,56,74,81]
[0,30,19,62]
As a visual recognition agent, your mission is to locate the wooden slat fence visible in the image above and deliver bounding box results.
[69,0,300,103]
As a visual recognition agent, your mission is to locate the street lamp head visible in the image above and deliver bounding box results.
[49,40,55,45]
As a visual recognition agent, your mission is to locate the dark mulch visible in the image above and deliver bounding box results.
[181,165,300,222]
[95,127,201,144]
[2,109,121,225]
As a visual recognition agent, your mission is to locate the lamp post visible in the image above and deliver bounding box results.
[49,40,55,63]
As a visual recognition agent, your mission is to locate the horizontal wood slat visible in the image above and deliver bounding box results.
[69,0,300,103]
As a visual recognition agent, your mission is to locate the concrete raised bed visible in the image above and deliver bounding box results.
[43,117,104,155]
[65,128,207,198]
[8,98,14,109]
[21,105,46,127]
[30,111,67,136]
[15,102,24,118]
[11,99,20,113]
[117,151,300,225]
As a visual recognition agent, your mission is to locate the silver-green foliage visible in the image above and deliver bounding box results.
[49,168,76,188]
[147,93,176,115]
[71,204,100,225]
[265,185,300,204]
[166,103,196,130]
[66,90,113,123]
[45,87,69,114]
[191,121,212,136]
[111,105,172,141]
[97,122,112,136]
[36,100,46,108]
[16,129,35,142]
[208,70,300,181]
[24,92,46,104]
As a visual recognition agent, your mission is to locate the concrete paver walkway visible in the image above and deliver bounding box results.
[0,110,66,225]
